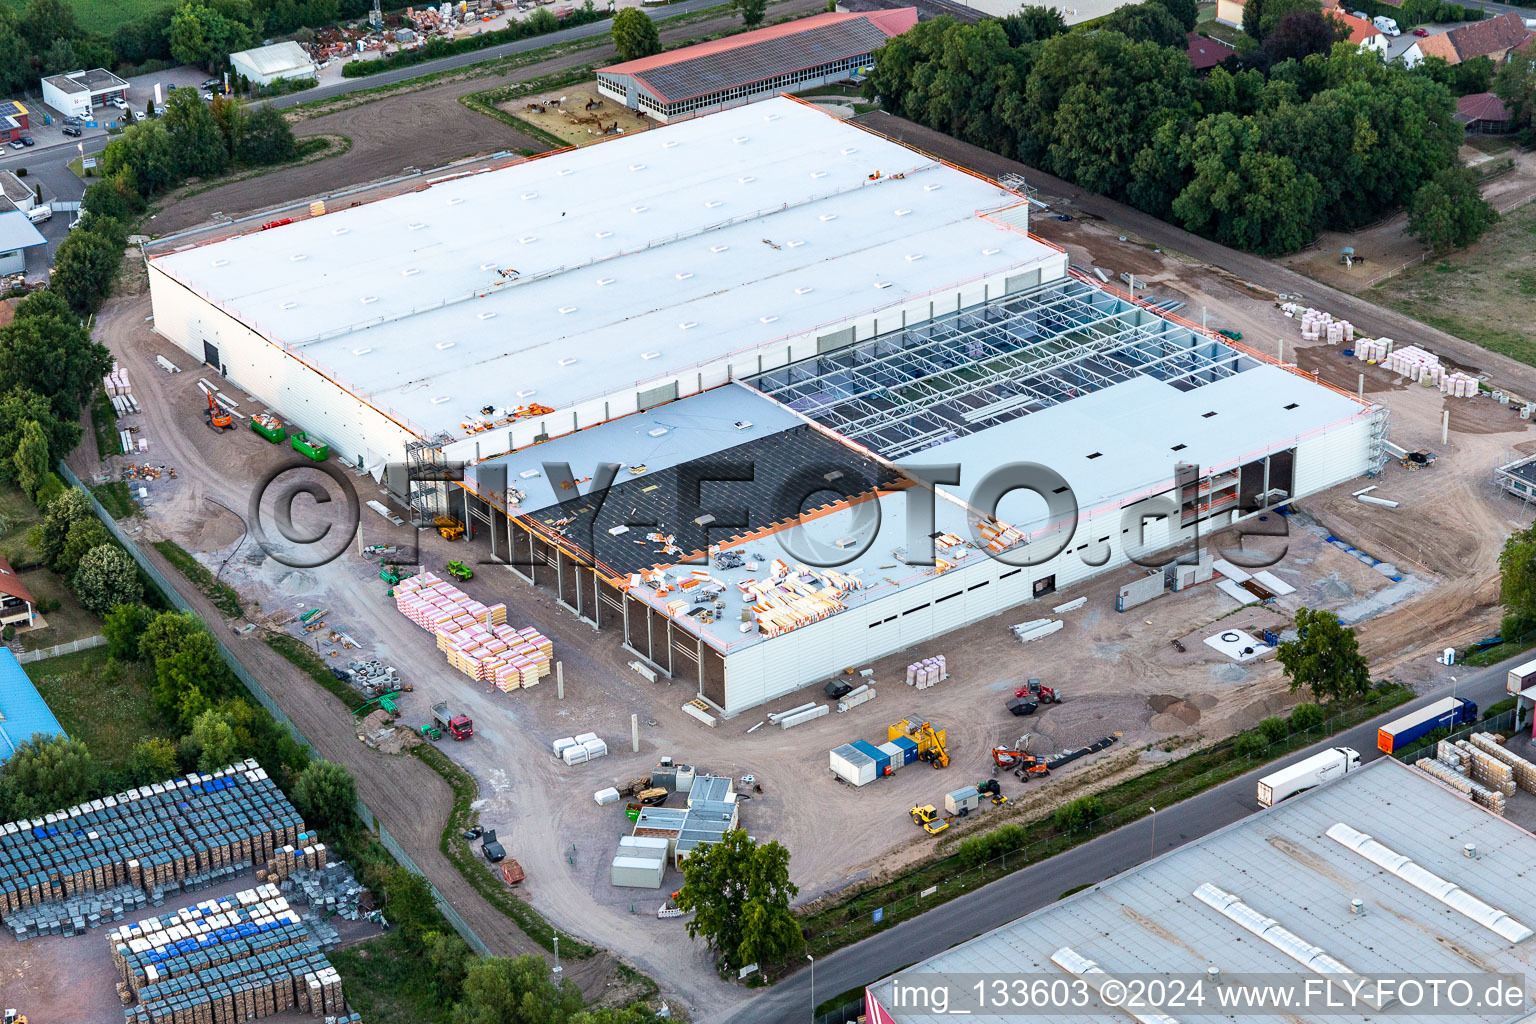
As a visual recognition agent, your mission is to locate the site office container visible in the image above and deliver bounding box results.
[1376,697,1478,754]
[851,739,891,778]
[1508,659,1536,695]
[829,743,876,787]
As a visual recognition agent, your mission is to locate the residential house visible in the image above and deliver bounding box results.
[1186,32,1237,70]
[0,171,33,214]
[1402,12,1533,66]
[0,211,45,277]
[1456,91,1514,132]
[0,557,37,630]
[1331,11,1389,54]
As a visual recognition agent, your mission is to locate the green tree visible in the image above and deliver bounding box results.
[453,954,583,1024]
[1172,111,1321,254]
[49,227,123,314]
[237,105,297,165]
[0,303,112,419]
[676,830,800,971]
[127,737,181,785]
[0,386,78,479]
[152,628,230,723]
[382,867,439,941]
[182,708,239,771]
[1243,0,1320,40]
[102,120,179,196]
[424,930,473,1001]
[20,0,80,52]
[1051,794,1105,833]
[1102,2,1188,48]
[998,5,1066,45]
[83,178,139,224]
[1276,606,1371,700]
[164,86,229,177]
[1408,165,1498,252]
[58,517,111,580]
[0,9,32,96]
[1493,51,1536,132]
[41,37,79,76]
[1152,0,1199,31]
[730,0,767,28]
[1498,521,1536,633]
[39,487,94,572]
[12,420,49,501]
[611,7,660,61]
[167,0,254,67]
[139,610,207,662]
[104,603,156,661]
[73,545,143,616]
[291,760,357,833]
[0,734,97,820]
[209,94,245,158]
[1264,10,1347,63]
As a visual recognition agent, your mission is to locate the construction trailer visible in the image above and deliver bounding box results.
[143,98,1382,720]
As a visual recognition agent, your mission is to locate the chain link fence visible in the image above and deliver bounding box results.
[58,462,493,957]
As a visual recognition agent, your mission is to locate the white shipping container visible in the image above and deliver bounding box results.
[594,787,620,805]
[574,732,599,744]
[876,740,906,773]
[562,746,589,766]
[552,737,578,756]
[829,743,876,787]
[583,738,609,759]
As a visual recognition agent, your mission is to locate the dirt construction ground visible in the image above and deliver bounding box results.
[80,201,1536,1020]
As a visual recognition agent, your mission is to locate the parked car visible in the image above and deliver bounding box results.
[62,125,82,136]
[1350,8,1368,16]
[6,139,20,150]
[201,78,222,90]
[1412,26,1429,35]
[19,135,33,146]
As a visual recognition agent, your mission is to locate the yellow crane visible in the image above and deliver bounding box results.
[889,717,949,769]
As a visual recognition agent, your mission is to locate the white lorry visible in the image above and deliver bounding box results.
[1257,747,1360,807]
[26,205,50,224]
[1373,14,1400,34]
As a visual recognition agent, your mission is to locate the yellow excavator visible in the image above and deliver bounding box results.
[6,1009,30,1024]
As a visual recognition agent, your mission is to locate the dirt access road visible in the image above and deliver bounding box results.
[151,0,829,234]
[78,288,636,1006]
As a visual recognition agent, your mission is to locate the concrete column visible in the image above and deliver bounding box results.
[557,661,564,700]
[1442,409,1450,445]
[1358,373,1364,398]
[631,713,639,753]
[1276,338,1284,364]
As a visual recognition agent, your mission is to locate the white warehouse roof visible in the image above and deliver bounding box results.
[148,97,1060,443]
[230,41,313,77]
[867,758,1536,1024]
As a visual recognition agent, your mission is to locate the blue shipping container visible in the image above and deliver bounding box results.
[851,739,891,778]
[891,735,919,764]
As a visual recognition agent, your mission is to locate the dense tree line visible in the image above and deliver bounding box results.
[866,6,1497,254]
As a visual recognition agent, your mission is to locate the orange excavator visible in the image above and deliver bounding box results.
[204,391,233,432]
[991,747,1050,779]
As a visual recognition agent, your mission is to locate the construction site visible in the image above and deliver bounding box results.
[0,761,371,1024]
[70,93,1536,1016]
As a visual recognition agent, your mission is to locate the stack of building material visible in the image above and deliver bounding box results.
[259,836,329,882]
[0,762,303,927]
[739,560,863,638]
[394,572,552,688]
[282,864,367,926]
[1454,739,1516,797]
[778,704,828,729]
[1440,371,1480,398]
[1010,619,1063,643]
[1380,344,1442,383]
[1414,758,1506,814]
[1355,339,1394,363]
[1291,307,1354,344]
[906,656,947,689]
[1469,733,1536,793]
[110,880,353,1024]
[561,733,608,765]
[836,684,876,712]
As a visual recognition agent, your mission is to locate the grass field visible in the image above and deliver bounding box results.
[25,647,172,763]
[14,567,99,649]
[1371,204,1536,368]
[0,0,155,35]
[0,480,41,567]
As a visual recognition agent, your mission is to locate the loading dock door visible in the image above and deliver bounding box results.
[202,340,221,369]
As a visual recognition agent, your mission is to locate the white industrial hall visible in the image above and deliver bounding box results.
[143,96,1385,717]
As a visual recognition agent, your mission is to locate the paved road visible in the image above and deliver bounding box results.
[854,111,1536,404]
[727,657,1521,1024]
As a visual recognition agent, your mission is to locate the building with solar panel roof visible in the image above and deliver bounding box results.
[144,97,1383,717]
[595,10,917,122]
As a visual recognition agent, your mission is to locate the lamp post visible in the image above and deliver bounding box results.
[1149,806,1157,857]
[808,954,816,1022]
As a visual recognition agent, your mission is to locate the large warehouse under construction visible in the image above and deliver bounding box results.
[145,97,1385,717]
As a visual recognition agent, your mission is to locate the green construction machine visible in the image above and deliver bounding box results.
[379,564,414,586]
[446,560,474,581]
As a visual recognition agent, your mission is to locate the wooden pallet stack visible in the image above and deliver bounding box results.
[1469,733,1536,794]
[394,572,552,688]
[1414,757,1507,815]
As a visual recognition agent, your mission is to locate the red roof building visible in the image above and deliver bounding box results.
[1185,32,1236,71]
[596,9,918,122]
[0,556,37,629]
[1456,91,1513,133]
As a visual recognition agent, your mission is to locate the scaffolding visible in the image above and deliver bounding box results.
[405,433,454,526]
[745,278,1257,459]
